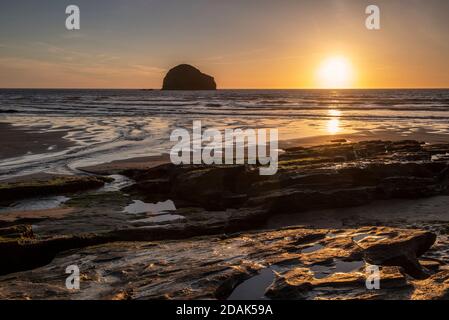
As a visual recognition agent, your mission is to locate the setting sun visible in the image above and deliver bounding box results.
[316,56,355,89]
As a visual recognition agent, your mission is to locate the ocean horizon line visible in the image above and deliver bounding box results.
[1,87,449,91]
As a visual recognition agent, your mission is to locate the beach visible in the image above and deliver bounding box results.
[2,0,449,307]
[2,89,449,179]
[0,122,74,161]
[2,117,449,178]
[1,89,449,300]
[1,138,449,299]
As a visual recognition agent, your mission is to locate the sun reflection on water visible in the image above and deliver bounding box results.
[328,109,342,117]
[327,109,342,134]
[327,118,340,134]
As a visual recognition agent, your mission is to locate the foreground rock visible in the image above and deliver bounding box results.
[0,226,445,300]
[123,140,449,213]
[1,139,449,298]
[411,271,449,300]
[359,229,436,279]
[0,174,110,203]
[2,140,449,270]
[0,224,111,275]
[162,64,216,90]
[0,190,269,275]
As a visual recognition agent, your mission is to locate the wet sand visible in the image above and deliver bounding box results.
[78,154,171,175]
[0,122,74,160]
[1,115,448,179]
[76,129,449,175]
[280,130,449,149]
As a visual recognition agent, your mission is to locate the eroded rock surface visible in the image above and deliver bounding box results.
[0,174,110,203]
[123,140,449,213]
[1,140,449,299]
[0,226,445,300]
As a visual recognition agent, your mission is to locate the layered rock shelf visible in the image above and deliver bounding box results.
[1,140,449,299]
[0,226,447,300]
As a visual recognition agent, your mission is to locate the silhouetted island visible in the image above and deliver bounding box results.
[162,64,216,90]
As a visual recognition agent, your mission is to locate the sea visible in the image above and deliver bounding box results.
[1,89,449,179]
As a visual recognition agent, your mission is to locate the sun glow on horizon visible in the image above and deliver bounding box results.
[316,56,355,89]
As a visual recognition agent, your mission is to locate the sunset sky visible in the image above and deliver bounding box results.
[1,0,449,89]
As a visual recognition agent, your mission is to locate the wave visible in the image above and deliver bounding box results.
[2,89,449,178]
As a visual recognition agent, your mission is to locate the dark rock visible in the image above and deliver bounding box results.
[0,230,111,276]
[358,229,437,279]
[412,271,449,300]
[1,139,449,298]
[0,204,269,275]
[0,109,19,114]
[0,225,34,241]
[420,259,441,272]
[0,175,111,202]
[122,140,449,214]
[0,226,440,300]
[162,64,216,90]
[265,268,313,299]
[113,142,449,201]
